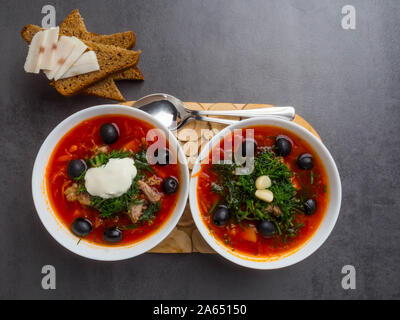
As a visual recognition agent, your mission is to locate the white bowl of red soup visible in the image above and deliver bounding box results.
[32,105,189,261]
[189,117,341,269]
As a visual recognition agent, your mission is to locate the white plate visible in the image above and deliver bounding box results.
[32,104,189,261]
[189,117,341,269]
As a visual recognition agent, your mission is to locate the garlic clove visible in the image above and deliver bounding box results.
[255,175,272,190]
[255,189,274,203]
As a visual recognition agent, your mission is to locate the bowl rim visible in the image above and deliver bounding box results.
[32,104,189,261]
[189,117,341,270]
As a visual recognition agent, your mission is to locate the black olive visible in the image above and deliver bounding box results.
[212,205,230,226]
[304,199,317,215]
[275,135,292,156]
[71,218,92,237]
[241,138,258,157]
[162,177,179,195]
[103,227,123,243]
[100,123,119,144]
[67,159,87,179]
[257,220,276,238]
[154,148,171,166]
[297,153,314,170]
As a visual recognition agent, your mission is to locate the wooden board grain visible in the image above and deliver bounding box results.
[119,101,321,253]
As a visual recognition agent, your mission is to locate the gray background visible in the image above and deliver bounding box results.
[0,0,399,299]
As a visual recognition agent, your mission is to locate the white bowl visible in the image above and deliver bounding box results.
[32,105,189,261]
[189,117,341,269]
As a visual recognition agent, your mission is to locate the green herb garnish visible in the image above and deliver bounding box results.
[133,149,155,174]
[210,150,304,239]
[139,201,161,222]
[89,174,141,218]
[88,149,133,167]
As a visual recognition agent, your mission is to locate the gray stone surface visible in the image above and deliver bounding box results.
[0,0,399,299]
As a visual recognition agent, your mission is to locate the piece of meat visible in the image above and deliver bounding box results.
[64,183,90,206]
[92,144,110,154]
[265,204,282,217]
[138,180,162,203]
[128,203,145,223]
[77,193,91,206]
[64,183,78,202]
[146,175,162,186]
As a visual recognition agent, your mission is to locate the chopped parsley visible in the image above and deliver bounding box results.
[210,150,304,239]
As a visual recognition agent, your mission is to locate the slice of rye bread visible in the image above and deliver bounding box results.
[82,77,125,101]
[21,25,141,96]
[22,23,143,100]
[80,66,144,101]
[113,65,144,81]
[48,66,143,101]
[60,9,136,49]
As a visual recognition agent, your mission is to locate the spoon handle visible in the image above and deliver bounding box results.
[196,115,291,126]
[196,116,238,125]
[196,106,295,121]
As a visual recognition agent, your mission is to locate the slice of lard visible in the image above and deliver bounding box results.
[60,51,100,79]
[53,37,88,81]
[24,30,47,73]
[44,36,76,80]
[39,27,59,70]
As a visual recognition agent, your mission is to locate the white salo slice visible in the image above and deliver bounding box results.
[24,30,47,73]
[44,36,76,80]
[39,27,59,70]
[59,51,100,79]
[53,37,87,81]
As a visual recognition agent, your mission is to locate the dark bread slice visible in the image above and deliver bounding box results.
[54,41,140,96]
[21,24,42,44]
[60,9,136,49]
[80,66,143,101]
[83,77,125,102]
[113,65,144,81]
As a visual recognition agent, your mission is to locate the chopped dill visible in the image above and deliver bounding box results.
[210,150,304,239]
[139,202,161,222]
[88,149,133,167]
[89,174,141,218]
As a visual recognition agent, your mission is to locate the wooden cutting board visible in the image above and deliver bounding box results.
[120,101,321,253]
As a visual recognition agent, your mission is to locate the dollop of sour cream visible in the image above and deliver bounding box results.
[85,158,137,199]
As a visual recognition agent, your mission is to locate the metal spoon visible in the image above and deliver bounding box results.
[131,93,295,131]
